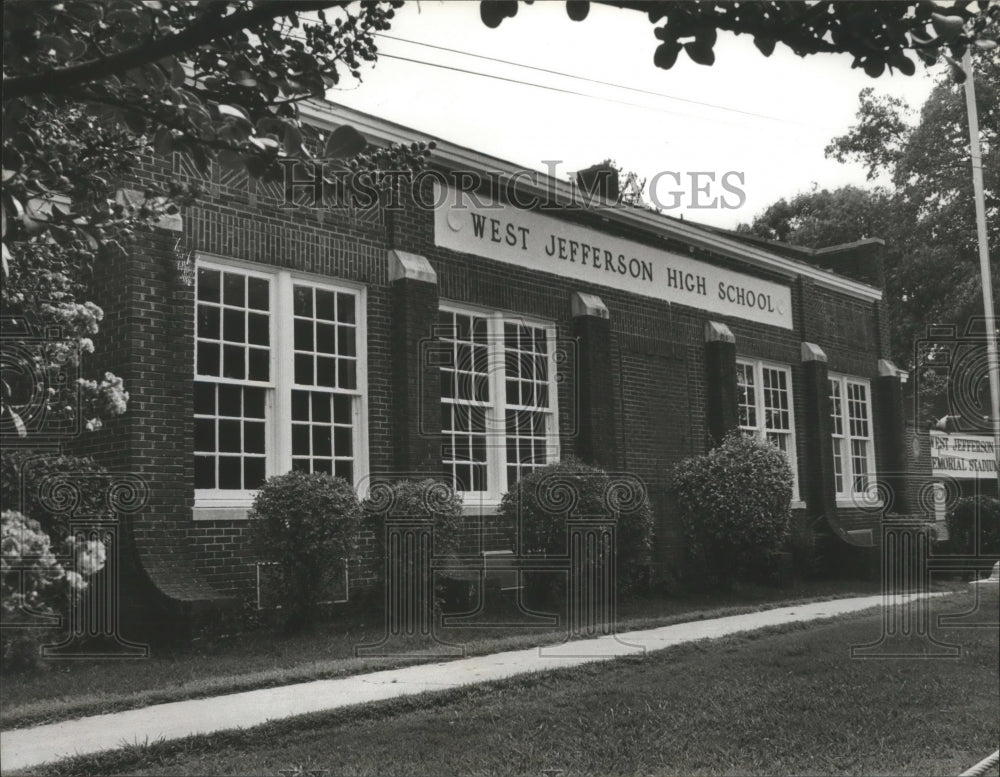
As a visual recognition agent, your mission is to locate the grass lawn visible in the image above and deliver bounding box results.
[0,578,904,729]
[20,586,998,777]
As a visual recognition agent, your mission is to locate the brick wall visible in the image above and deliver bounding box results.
[82,147,898,619]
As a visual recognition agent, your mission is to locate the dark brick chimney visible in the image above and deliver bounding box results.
[575,162,619,204]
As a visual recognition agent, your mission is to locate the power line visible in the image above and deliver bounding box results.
[377,51,721,120]
[375,32,792,125]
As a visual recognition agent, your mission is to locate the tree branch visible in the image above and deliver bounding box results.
[3,0,347,101]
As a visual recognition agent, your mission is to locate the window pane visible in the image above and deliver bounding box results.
[245,387,265,419]
[293,285,312,316]
[244,458,265,489]
[198,305,220,340]
[194,382,215,415]
[197,268,220,302]
[334,460,353,482]
[194,456,215,488]
[292,423,310,455]
[334,426,352,454]
[337,293,355,324]
[334,394,352,424]
[315,290,335,321]
[317,357,336,387]
[291,390,309,421]
[194,419,215,452]
[223,309,245,343]
[313,426,332,457]
[223,273,244,306]
[295,319,313,351]
[338,359,356,390]
[222,345,245,380]
[218,419,241,452]
[316,323,336,354]
[197,342,220,376]
[244,421,265,454]
[295,354,314,385]
[248,313,269,346]
[338,326,356,357]
[247,277,269,311]
[248,348,269,382]
[218,456,241,489]
[218,384,241,417]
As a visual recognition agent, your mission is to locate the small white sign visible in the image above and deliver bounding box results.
[930,430,998,479]
[433,183,793,329]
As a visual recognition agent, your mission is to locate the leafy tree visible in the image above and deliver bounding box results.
[1,1,435,438]
[741,55,997,425]
[481,1,999,79]
[749,56,998,348]
[741,185,895,247]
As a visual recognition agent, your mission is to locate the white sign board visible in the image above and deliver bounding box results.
[930,430,998,479]
[433,183,793,329]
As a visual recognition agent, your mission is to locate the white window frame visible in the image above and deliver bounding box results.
[828,373,877,503]
[736,358,800,501]
[439,301,560,508]
[194,254,369,517]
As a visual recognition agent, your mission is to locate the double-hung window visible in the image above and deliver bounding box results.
[438,305,559,503]
[194,257,367,512]
[829,374,876,499]
[736,359,799,497]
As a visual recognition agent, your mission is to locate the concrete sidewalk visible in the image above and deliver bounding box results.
[0,593,932,772]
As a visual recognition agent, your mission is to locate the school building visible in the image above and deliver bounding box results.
[80,99,915,632]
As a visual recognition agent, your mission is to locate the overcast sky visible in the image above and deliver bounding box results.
[329,0,939,229]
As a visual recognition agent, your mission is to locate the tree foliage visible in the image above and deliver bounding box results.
[481,1,999,79]
[1,1,436,438]
[741,53,998,386]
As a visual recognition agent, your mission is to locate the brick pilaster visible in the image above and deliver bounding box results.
[704,321,737,446]
[571,293,617,469]
[388,250,443,475]
[875,358,908,514]
[801,342,837,516]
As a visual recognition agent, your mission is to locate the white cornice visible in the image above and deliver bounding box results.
[299,100,883,303]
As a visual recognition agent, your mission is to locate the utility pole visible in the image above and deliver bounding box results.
[961,50,1000,483]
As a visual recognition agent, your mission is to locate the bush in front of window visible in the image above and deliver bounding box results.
[249,471,362,634]
[945,496,1000,558]
[361,479,468,609]
[362,478,464,558]
[670,432,792,588]
[498,458,654,605]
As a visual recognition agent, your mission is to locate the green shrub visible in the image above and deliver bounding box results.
[1,450,110,543]
[362,478,464,559]
[361,478,466,609]
[1,510,106,672]
[498,458,654,602]
[946,497,1000,557]
[670,432,792,588]
[249,471,363,633]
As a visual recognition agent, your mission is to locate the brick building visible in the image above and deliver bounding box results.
[81,100,909,633]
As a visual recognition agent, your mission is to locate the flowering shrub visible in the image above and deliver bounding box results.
[498,458,654,602]
[249,471,363,633]
[0,450,109,542]
[1,510,106,671]
[670,432,792,587]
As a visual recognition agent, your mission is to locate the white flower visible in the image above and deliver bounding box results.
[65,570,87,591]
